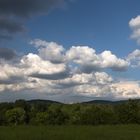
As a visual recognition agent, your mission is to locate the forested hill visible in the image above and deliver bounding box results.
[28,99,139,104]
[83,99,129,104]
[0,99,140,126]
[27,99,61,104]
[28,99,121,104]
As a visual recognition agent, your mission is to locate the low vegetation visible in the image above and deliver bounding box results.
[0,125,140,140]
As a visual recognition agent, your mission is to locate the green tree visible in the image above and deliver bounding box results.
[5,107,26,125]
[115,100,140,124]
[47,104,69,125]
[69,104,82,124]
[35,112,48,125]
[79,105,117,125]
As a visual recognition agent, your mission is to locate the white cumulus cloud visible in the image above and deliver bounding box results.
[30,39,65,63]
[66,46,129,72]
[127,49,140,67]
[0,39,138,102]
[129,15,140,45]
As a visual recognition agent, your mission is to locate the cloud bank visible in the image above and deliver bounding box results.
[0,39,139,102]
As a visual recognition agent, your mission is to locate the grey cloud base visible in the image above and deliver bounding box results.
[0,0,68,39]
[0,47,17,60]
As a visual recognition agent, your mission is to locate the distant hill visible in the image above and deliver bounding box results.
[27,99,121,105]
[15,98,140,105]
[27,99,61,104]
[82,99,140,104]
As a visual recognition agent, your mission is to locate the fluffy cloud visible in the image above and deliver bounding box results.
[111,81,140,99]
[53,72,113,89]
[66,46,129,72]
[30,39,65,63]
[0,48,68,83]
[30,39,129,72]
[129,15,140,44]
[127,49,140,67]
[0,39,139,102]
[21,53,68,75]
[129,16,140,29]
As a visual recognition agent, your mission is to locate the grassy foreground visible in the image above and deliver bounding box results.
[0,125,140,140]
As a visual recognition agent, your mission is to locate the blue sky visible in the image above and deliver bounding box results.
[1,0,140,102]
[14,0,140,78]
[24,0,140,54]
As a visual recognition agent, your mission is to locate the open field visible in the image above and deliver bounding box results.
[0,125,140,140]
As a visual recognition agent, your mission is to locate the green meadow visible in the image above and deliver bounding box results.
[0,125,140,140]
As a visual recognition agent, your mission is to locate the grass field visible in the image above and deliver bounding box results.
[0,125,140,140]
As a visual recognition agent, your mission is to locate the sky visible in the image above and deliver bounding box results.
[1,0,140,103]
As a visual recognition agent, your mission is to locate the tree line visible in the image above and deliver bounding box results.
[0,99,140,125]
